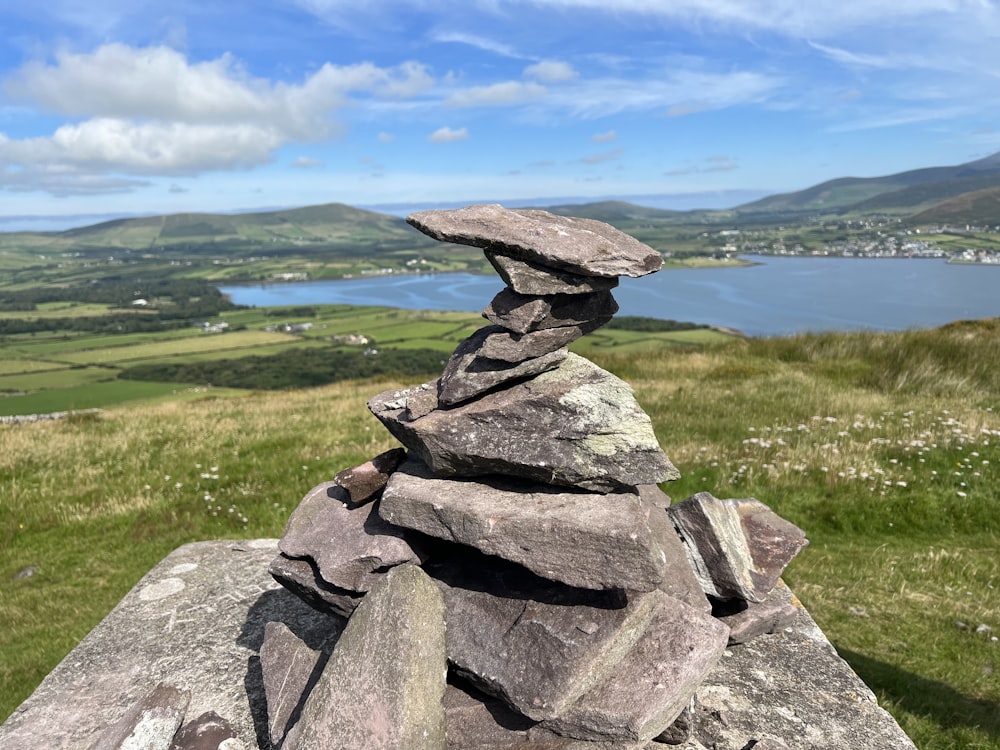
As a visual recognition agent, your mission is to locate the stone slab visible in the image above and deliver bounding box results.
[0,540,917,750]
[381,459,667,591]
[407,205,662,279]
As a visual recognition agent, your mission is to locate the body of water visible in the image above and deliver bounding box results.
[220,256,1000,337]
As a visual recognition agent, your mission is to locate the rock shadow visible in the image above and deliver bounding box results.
[237,587,343,749]
[838,647,1000,740]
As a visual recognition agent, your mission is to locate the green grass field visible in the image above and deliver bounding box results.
[2,319,999,749]
[0,303,730,414]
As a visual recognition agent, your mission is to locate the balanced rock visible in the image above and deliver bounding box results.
[485,251,619,296]
[370,353,678,492]
[278,482,428,593]
[381,458,667,591]
[438,329,567,406]
[483,288,619,335]
[407,204,663,279]
[668,492,807,602]
[333,447,406,507]
[285,564,447,750]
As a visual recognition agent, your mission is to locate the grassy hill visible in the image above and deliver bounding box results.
[733,151,1000,219]
[2,318,1000,748]
[910,185,1000,226]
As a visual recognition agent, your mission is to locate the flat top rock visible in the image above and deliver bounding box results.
[1,540,917,750]
[407,204,662,279]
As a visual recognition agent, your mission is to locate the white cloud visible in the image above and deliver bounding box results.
[505,0,998,38]
[428,126,469,142]
[377,132,396,143]
[292,156,325,168]
[0,43,436,194]
[524,60,578,82]
[431,31,524,59]
[592,129,618,143]
[447,81,547,107]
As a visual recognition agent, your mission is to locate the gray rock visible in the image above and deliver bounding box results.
[169,711,239,750]
[268,553,363,618]
[381,459,666,592]
[333,447,407,507]
[259,622,322,749]
[668,492,807,602]
[473,324,583,362]
[714,580,800,645]
[407,204,662,279]
[89,683,190,750]
[438,332,567,406]
[285,564,447,750]
[483,288,618,335]
[637,485,710,614]
[486,251,619,296]
[278,482,427,592]
[426,550,660,722]
[369,353,679,492]
[539,596,728,743]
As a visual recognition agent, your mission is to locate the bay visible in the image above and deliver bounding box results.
[220,256,1000,337]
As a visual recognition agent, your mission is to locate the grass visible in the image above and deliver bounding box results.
[0,304,729,413]
[1,316,998,748]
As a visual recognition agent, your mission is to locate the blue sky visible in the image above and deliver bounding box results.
[2,1,1000,229]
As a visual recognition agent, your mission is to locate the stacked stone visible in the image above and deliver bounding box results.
[264,204,808,750]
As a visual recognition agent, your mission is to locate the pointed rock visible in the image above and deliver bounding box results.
[668,492,807,602]
[407,204,662,278]
[278,482,427,593]
[285,564,447,750]
[334,447,407,507]
[483,288,619,335]
[259,622,323,749]
[637,485,710,613]
[268,554,364,618]
[381,459,666,591]
[370,353,678,492]
[89,683,190,750]
[425,548,660,722]
[539,595,728,743]
[472,324,582,362]
[486,251,619,295]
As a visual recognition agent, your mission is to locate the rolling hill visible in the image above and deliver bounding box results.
[732,151,1000,219]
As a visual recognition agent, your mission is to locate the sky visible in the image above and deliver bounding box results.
[2,1,1000,230]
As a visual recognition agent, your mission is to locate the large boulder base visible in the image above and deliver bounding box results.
[0,541,919,750]
[369,353,679,492]
[283,564,447,750]
[407,204,663,279]
[381,458,667,592]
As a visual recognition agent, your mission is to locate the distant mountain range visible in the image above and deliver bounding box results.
[3,152,998,251]
[728,151,1000,222]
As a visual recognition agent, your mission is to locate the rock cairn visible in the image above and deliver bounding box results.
[264,204,809,750]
